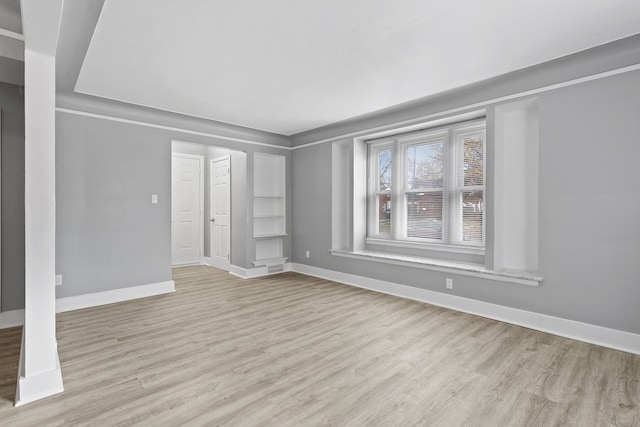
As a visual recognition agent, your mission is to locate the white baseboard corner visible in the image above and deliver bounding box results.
[15,332,64,407]
[229,262,292,279]
[291,263,640,356]
[55,280,176,314]
[202,257,212,266]
[0,309,25,329]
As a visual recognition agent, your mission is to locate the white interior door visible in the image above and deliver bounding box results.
[172,154,203,266]
[210,156,231,270]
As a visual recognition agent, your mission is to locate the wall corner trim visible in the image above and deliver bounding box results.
[55,280,176,313]
[291,263,640,356]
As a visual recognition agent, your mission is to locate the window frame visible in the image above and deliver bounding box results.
[366,119,486,254]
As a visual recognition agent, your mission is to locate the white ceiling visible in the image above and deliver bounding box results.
[76,0,640,135]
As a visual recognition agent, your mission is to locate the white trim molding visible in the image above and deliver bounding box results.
[56,108,292,151]
[1,281,176,330]
[0,309,25,329]
[55,281,175,313]
[290,63,640,150]
[229,263,292,279]
[0,28,25,41]
[291,263,640,356]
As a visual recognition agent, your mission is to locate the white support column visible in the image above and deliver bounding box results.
[16,0,65,406]
[15,48,63,407]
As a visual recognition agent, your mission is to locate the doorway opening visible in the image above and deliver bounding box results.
[171,141,246,272]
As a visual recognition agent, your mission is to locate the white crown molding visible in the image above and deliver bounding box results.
[291,263,640,355]
[290,62,640,150]
[56,63,640,152]
[55,107,293,150]
[0,28,24,41]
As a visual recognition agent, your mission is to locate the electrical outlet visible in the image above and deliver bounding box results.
[55,275,63,286]
[446,278,453,290]
[305,250,310,258]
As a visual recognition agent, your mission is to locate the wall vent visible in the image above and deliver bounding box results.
[267,264,284,274]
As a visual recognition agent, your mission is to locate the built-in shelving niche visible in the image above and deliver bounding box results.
[253,153,287,267]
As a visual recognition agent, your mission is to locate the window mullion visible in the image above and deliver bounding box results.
[367,146,377,237]
[391,140,403,240]
[445,129,460,244]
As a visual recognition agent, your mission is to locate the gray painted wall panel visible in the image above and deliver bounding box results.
[56,114,172,297]
[53,111,290,302]
[292,70,640,334]
[0,83,25,312]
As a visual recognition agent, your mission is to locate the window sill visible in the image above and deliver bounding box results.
[329,249,542,287]
[366,237,485,256]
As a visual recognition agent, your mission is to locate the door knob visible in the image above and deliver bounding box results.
[210,218,215,222]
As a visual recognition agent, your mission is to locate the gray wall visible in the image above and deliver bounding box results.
[292,69,640,335]
[55,111,290,300]
[56,113,172,297]
[0,82,24,312]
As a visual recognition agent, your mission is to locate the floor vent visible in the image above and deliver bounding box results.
[267,264,284,274]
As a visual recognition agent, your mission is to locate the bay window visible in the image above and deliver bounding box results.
[367,119,486,252]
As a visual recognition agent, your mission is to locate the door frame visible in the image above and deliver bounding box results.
[171,152,205,266]
[209,155,231,270]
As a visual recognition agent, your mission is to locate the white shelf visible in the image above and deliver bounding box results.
[253,233,287,239]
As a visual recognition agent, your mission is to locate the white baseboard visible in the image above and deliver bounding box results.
[229,262,292,279]
[55,280,175,313]
[291,263,640,355]
[0,309,25,329]
[0,280,175,329]
[228,264,249,278]
[205,257,232,271]
[15,331,64,407]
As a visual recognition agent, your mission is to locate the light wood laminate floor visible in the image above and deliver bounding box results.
[0,265,638,426]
